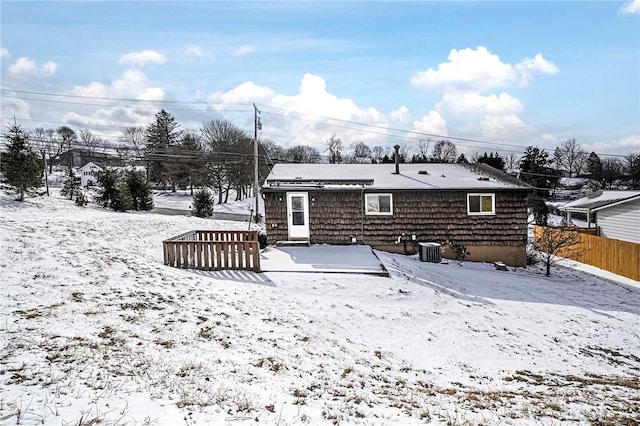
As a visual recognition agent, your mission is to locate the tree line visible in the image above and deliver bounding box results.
[2,110,639,206]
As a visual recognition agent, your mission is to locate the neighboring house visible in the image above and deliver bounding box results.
[560,190,640,244]
[78,162,103,187]
[53,149,123,168]
[262,162,533,266]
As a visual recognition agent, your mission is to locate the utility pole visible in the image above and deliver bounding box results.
[41,149,49,196]
[253,103,261,222]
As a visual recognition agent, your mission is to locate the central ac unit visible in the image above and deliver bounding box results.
[419,242,442,263]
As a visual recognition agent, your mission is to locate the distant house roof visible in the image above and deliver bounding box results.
[559,190,640,213]
[263,163,532,191]
[79,161,104,171]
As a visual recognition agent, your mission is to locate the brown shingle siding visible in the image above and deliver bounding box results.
[264,189,529,248]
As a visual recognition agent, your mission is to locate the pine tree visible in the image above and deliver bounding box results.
[519,146,559,191]
[125,169,154,211]
[145,109,182,190]
[95,168,131,211]
[192,188,214,218]
[585,152,603,183]
[1,122,43,201]
[60,168,81,200]
[111,181,132,212]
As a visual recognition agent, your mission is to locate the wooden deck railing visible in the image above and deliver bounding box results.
[163,230,261,272]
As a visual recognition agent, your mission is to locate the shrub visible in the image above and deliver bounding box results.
[192,189,214,218]
[75,191,88,207]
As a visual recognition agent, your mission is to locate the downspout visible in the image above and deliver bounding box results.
[360,185,365,244]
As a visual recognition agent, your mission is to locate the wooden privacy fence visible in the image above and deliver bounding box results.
[163,230,261,272]
[534,226,639,281]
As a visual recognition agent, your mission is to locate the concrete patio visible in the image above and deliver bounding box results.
[260,244,389,275]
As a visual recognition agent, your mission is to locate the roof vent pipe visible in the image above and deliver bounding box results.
[393,144,400,174]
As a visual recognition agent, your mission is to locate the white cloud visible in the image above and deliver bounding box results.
[1,47,9,58]
[8,57,58,77]
[390,106,410,122]
[186,46,203,56]
[412,111,448,137]
[585,134,640,154]
[479,114,528,141]
[411,46,558,91]
[118,50,166,67]
[619,0,640,14]
[209,73,392,147]
[1,93,30,118]
[61,70,165,130]
[438,91,522,116]
[234,45,255,56]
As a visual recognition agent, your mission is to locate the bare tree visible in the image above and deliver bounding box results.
[504,153,520,174]
[56,126,77,170]
[556,138,587,177]
[200,119,251,204]
[416,139,431,162]
[533,226,583,276]
[79,129,101,163]
[285,145,321,163]
[431,140,457,163]
[351,141,371,163]
[371,145,384,163]
[601,158,622,189]
[325,134,343,163]
[119,126,146,169]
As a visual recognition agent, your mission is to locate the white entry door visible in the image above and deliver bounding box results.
[287,192,309,240]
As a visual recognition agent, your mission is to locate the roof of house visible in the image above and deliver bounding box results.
[560,190,640,212]
[79,161,104,170]
[263,163,532,191]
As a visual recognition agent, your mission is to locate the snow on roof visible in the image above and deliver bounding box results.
[264,163,531,191]
[560,190,640,212]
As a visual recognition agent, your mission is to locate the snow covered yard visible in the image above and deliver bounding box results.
[1,191,639,425]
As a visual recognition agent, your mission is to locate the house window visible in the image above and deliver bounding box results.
[467,193,495,215]
[365,193,393,215]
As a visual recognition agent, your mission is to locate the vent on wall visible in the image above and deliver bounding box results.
[418,170,429,175]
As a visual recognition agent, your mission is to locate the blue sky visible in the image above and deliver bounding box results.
[1,1,639,158]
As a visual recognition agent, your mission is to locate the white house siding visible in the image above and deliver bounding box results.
[78,163,103,187]
[597,198,640,243]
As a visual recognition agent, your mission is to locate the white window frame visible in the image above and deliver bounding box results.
[467,193,495,216]
[365,193,393,216]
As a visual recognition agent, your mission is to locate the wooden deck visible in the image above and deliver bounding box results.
[163,230,261,272]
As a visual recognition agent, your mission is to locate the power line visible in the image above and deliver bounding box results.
[1,89,252,106]
[2,89,634,159]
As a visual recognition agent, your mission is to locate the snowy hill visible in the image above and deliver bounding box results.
[1,191,638,425]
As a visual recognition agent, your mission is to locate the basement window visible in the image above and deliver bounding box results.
[365,193,393,215]
[467,193,495,216]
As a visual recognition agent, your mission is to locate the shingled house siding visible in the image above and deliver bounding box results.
[264,189,529,248]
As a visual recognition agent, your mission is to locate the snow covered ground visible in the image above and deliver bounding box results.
[153,189,263,217]
[1,189,639,425]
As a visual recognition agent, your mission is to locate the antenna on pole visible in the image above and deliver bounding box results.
[253,103,261,224]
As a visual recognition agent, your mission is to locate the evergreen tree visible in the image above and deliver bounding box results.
[111,181,132,212]
[192,188,214,218]
[1,122,43,201]
[476,152,505,171]
[456,153,469,163]
[519,146,559,191]
[585,152,603,183]
[125,169,154,211]
[145,110,182,189]
[96,169,120,207]
[60,168,81,200]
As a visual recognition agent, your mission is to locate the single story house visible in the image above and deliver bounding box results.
[559,190,640,244]
[262,162,533,266]
[78,162,103,187]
